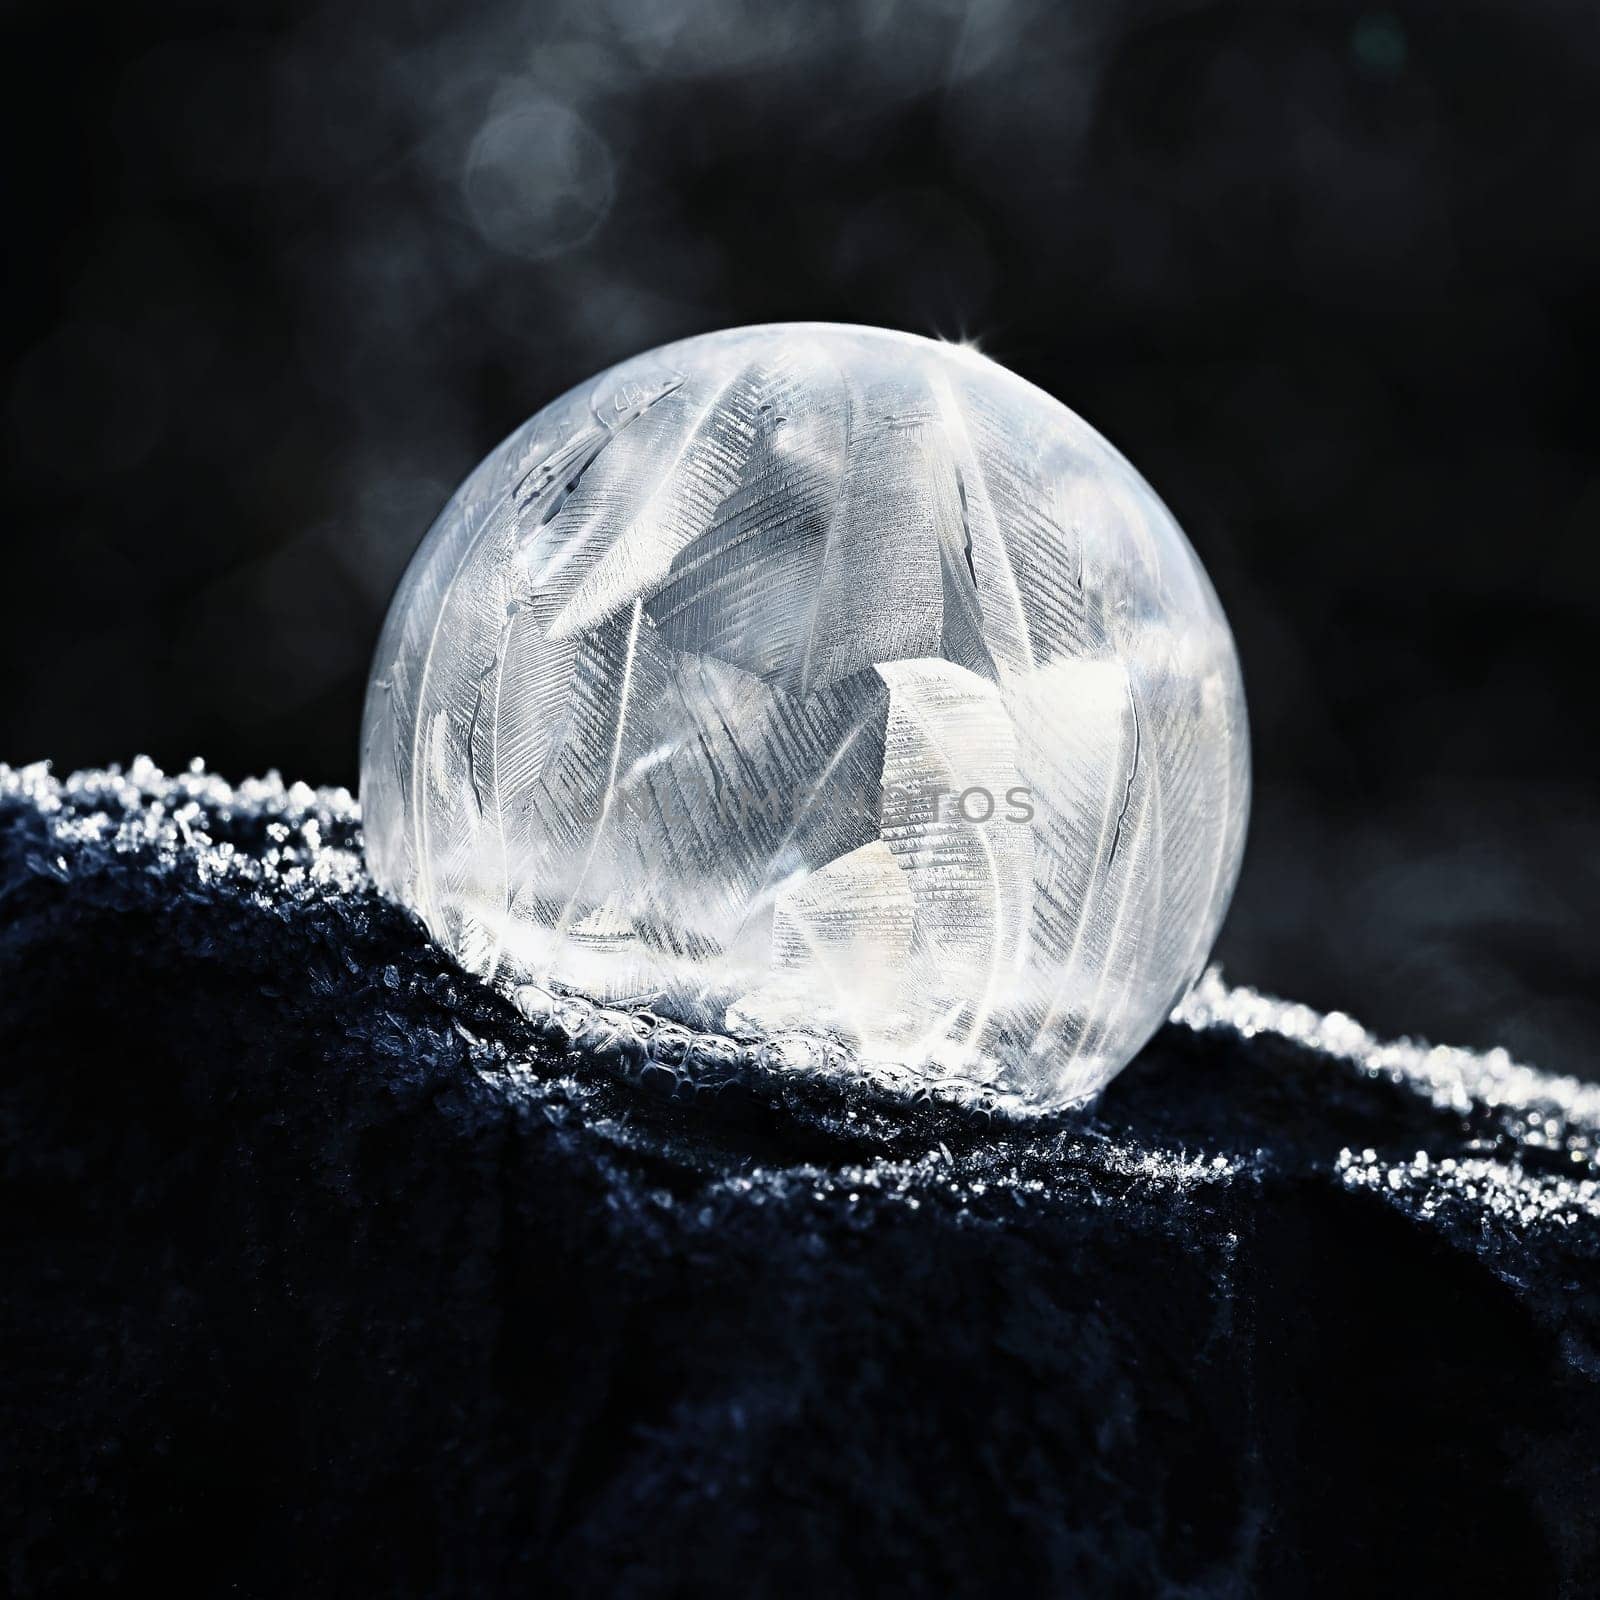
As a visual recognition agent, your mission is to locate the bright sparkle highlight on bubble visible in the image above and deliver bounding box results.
[361,323,1249,1109]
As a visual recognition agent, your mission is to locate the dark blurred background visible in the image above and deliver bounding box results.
[3,0,1597,1074]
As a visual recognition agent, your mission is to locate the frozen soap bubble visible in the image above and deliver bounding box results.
[361,324,1249,1110]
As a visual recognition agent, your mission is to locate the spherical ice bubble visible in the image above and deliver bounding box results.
[361,324,1249,1110]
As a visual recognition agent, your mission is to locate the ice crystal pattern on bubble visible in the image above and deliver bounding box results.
[360,324,1250,1108]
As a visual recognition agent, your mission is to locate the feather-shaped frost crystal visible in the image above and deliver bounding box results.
[361,324,1249,1109]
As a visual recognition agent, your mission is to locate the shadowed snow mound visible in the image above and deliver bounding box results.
[3,760,1597,1597]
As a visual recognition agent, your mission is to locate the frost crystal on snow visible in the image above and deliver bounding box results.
[360,324,1250,1108]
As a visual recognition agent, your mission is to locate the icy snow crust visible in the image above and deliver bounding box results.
[6,756,1596,1240]
[11,757,1600,1595]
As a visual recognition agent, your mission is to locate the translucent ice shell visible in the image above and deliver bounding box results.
[361,324,1249,1108]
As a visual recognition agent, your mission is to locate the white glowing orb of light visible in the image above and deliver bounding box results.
[361,324,1249,1109]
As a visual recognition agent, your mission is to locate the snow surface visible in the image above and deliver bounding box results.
[5,755,1595,1239]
